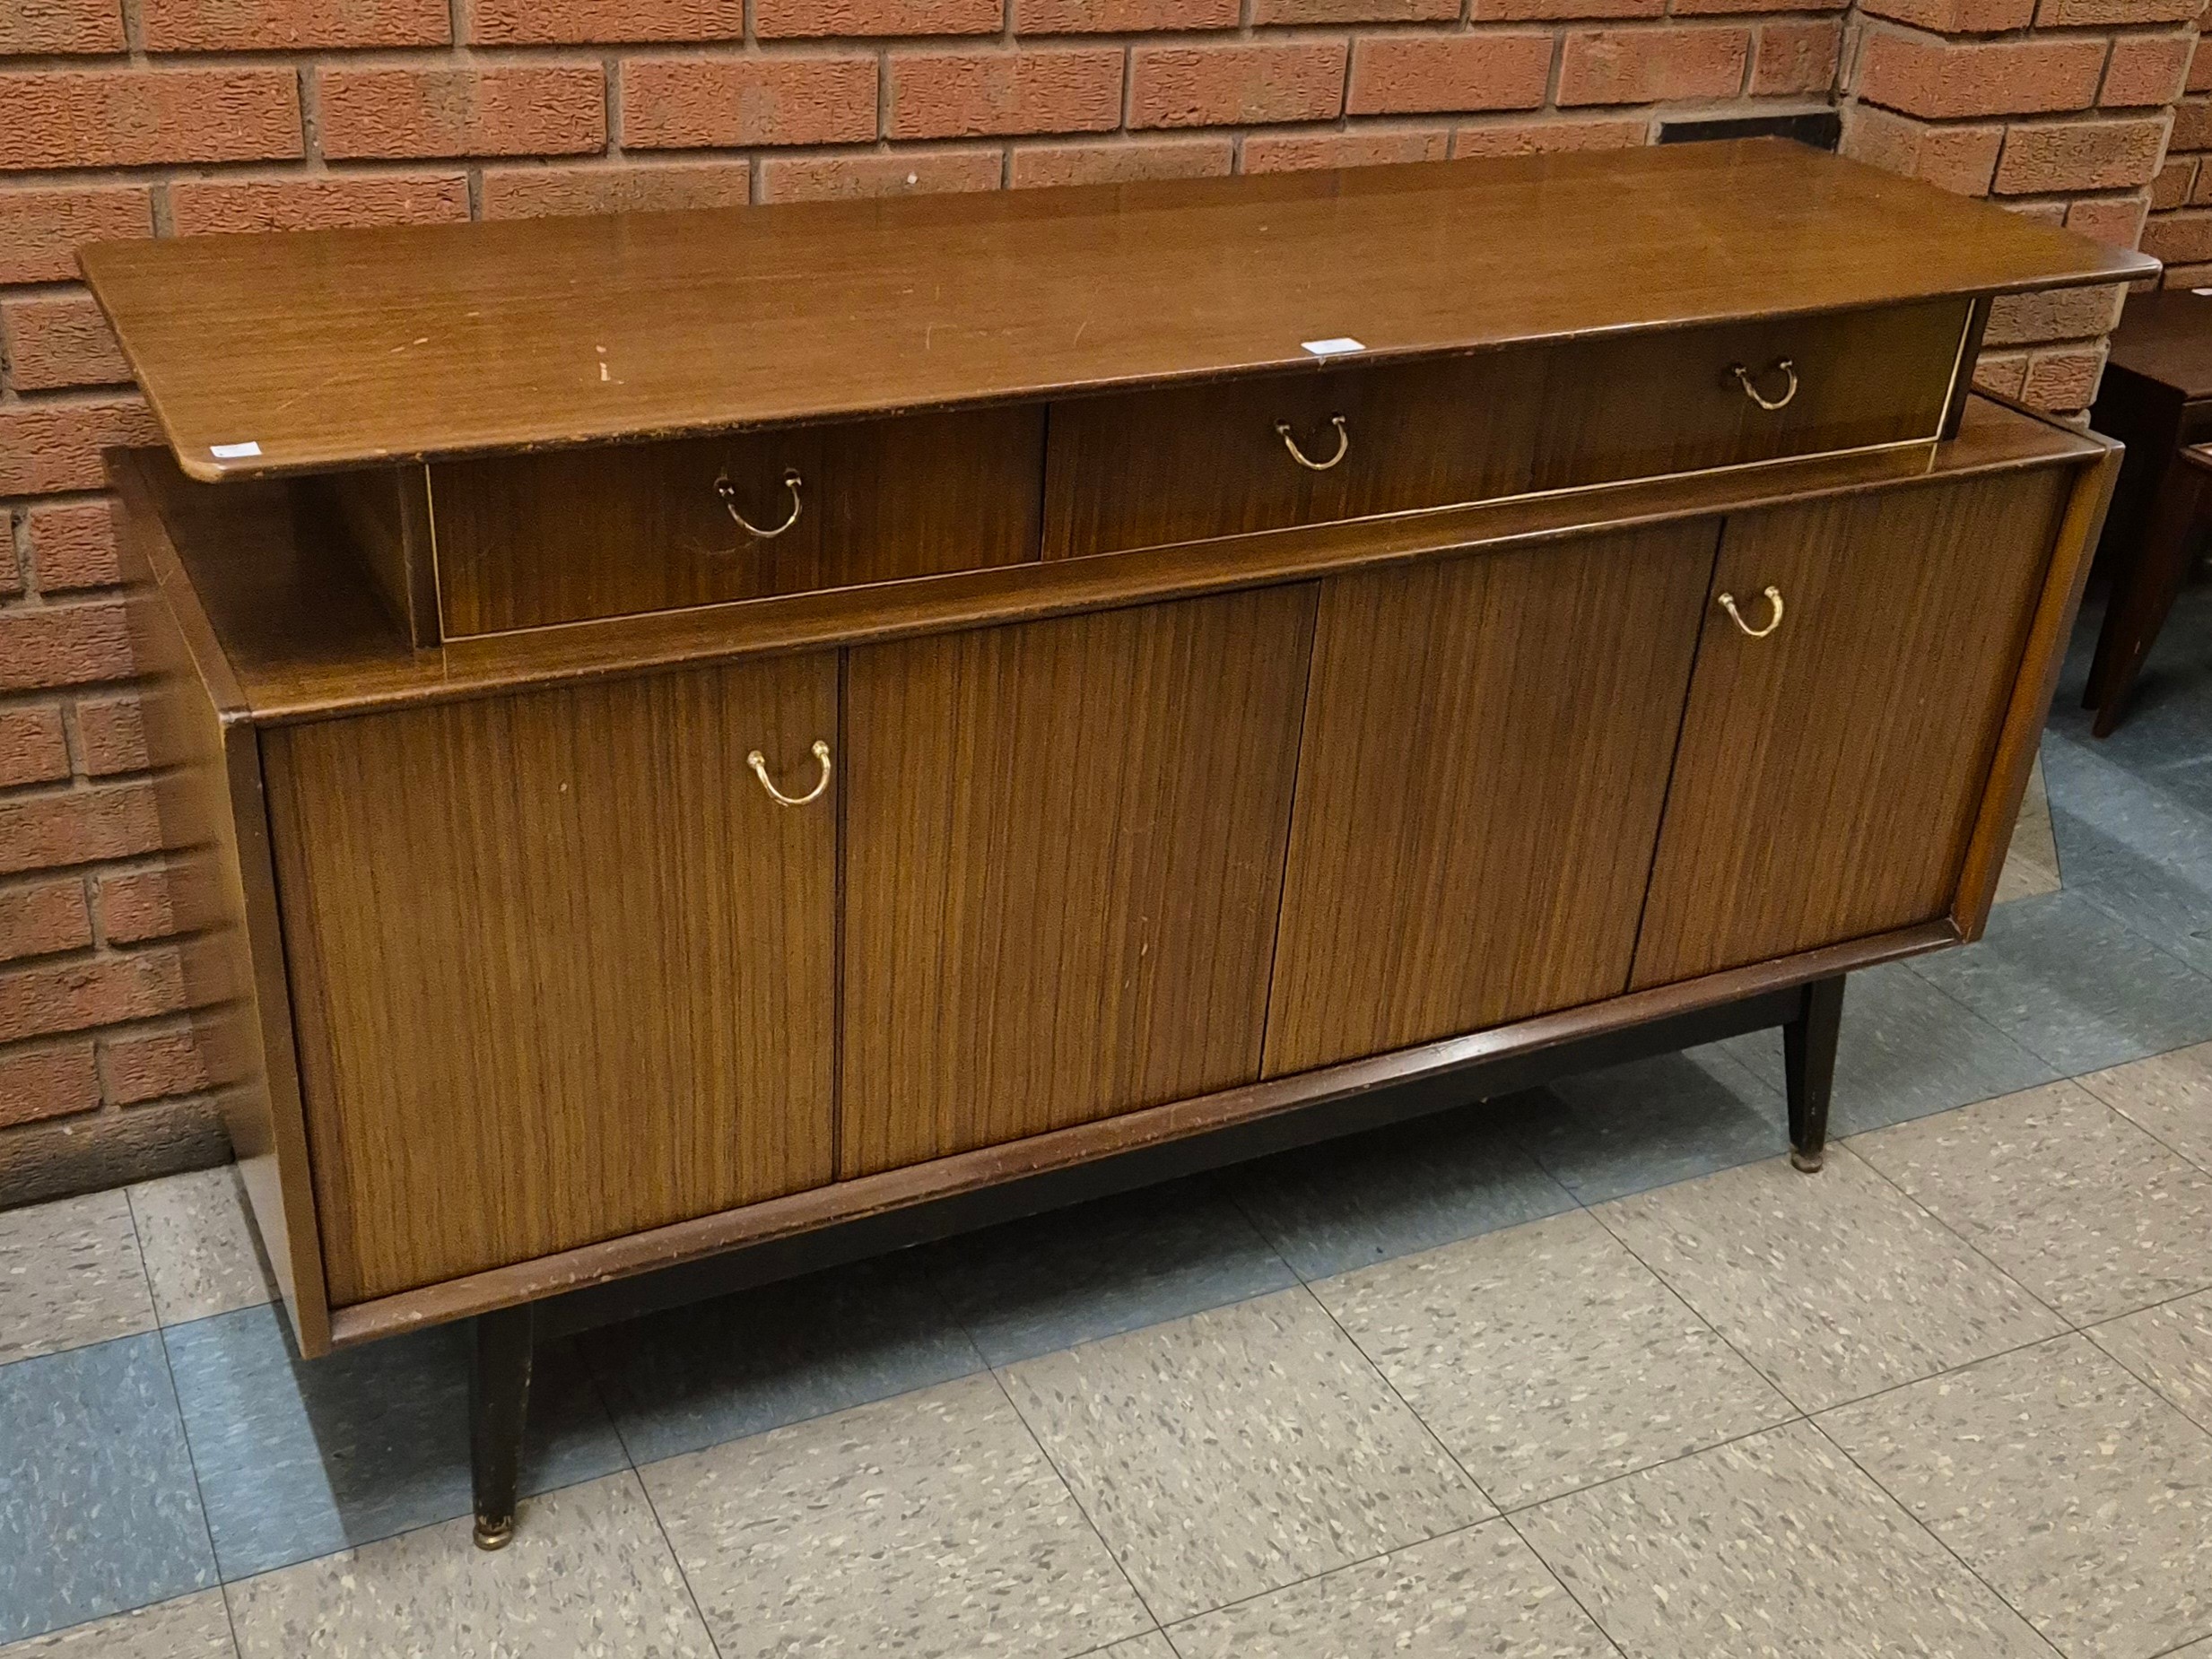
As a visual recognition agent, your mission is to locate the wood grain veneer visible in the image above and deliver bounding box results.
[264,656,840,1301]
[82,142,2148,482]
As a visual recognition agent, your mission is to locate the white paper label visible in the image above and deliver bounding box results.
[1301,336,1365,357]
[210,441,262,459]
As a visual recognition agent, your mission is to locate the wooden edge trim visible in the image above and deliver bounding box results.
[1939,299,1992,441]
[1951,447,2122,938]
[326,917,1961,1347]
[109,449,250,717]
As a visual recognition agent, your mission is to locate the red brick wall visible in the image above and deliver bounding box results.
[2146,24,2212,280]
[0,0,2179,1203]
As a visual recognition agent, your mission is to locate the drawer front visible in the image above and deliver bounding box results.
[429,404,1046,636]
[1042,299,1970,558]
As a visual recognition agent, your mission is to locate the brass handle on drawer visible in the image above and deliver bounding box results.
[747,739,832,807]
[716,467,804,540]
[1717,586,1785,638]
[1276,414,1349,472]
[1729,359,1798,413]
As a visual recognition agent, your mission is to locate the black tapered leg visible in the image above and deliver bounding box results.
[470,1303,535,1550]
[1783,974,1845,1174]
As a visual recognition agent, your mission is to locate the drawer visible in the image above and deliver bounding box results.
[1041,299,1972,558]
[428,404,1046,636]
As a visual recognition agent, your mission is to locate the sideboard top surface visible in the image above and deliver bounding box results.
[84,139,2149,482]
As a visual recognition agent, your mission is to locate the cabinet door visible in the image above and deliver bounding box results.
[841,587,1317,1176]
[1263,524,1718,1077]
[265,656,839,1303]
[1632,470,2069,989]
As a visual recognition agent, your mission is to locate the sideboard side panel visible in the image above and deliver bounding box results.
[265,656,840,1303]
[840,586,1317,1177]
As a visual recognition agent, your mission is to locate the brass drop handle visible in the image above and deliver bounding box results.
[1276,414,1349,472]
[1717,586,1785,638]
[748,739,832,807]
[1729,359,1798,413]
[717,467,804,540]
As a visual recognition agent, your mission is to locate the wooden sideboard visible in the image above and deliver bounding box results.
[83,138,2146,1548]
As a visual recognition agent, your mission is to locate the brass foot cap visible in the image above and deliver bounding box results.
[1790,1148,1824,1175]
[474,1516,516,1551]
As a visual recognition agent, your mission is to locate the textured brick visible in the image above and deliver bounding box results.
[2037,0,2199,22]
[0,71,301,172]
[1008,136,1235,187]
[889,48,1126,138]
[0,946,187,1043]
[1558,26,1750,106]
[1750,20,1841,96]
[1258,0,1459,22]
[482,161,755,219]
[0,187,152,285]
[2172,96,2212,152]
[24,499,120,595]
[2067,190,2147,246]
[475,0,744,41]
[2143,206,2212,262]
[170,174,468,237]
[2103,32,2194,109]
[1,0,123,54]
[1473,0,1659,16]
[1854,30,2107,119]
[0,1041,100,1129]
[2192,37,2212,94]
[1852,0,2033,27]
[0,782,164,878]
[2022,341,2106,410]
[2154,155,2199,210]
[2164,261,2212,286]
[1128,41,1348,129]
[103,1026,213,1107]
[1973,348,2032,398]
[758,147,1006,201]
[1346,32,1555,116]
[2,293,131,393]
[0,706,70,789]
[320,65,605,161]
[144,0,446,49]
[623,56,879,148]
[1674,0,1844,10]
[1242,124,1452,172]
[1017,0,1235,25]
[0,604,135,693]
[0,397,158,499]
[74,694,148,777]
[2193,164,2212,203]
[0,878,93,963]
[1452,115,1649,154]
[762,0,999,33]
[96,868,179,946]
[1984,282,2128,345]
[1995,117,2170,193]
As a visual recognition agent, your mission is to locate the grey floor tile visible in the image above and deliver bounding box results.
[1596,1146,2064,1411]
[1850,1080,2212,1323]
[1314,1210,1791,1507]
[1992,751,2063,905]
[1906,888,2212,1076]
[2090,1290,2212,1433]
[1509,1045,1787,1204]
[1226,1102,1575,1281]
[1092,1638,1173,1659]
[1001,1287,1490,1622]
[641,1372,1146,1659]
[2079,1039,2212,1172]
[2047,586,2212,771]
[927,1178,1295,1366]
[588,1255,982,1464]
[226,1472,709,1659]
[127,1168,274,1328]
[1166,1521,1613,1658]
[1516,1420,2051,1659]
[2042,730,2212,977]
[165,1303,626,1581]
[1821,1334,2212,1659]
[0,1189,155,1365]
[1720,961,2057,1138]
[0,1591,233,1657]
[0,1334,215,1645]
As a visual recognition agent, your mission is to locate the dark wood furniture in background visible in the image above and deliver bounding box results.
[83,139,2141,1549]
[2086,289,2212,734]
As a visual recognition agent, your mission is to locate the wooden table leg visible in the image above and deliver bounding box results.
[1784,975,1844,1174]
[470,1302,535,1550]
[2085,450,2210,738]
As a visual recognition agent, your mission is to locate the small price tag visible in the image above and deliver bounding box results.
[1301,337,1365,357]
[210,441,262,460]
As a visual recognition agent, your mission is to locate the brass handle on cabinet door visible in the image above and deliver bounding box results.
[1717,586,1785,638]
[1729,359,1798,413]
[748,740,832,807]
[1276,414,1349,472]
[716,467,804,540]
